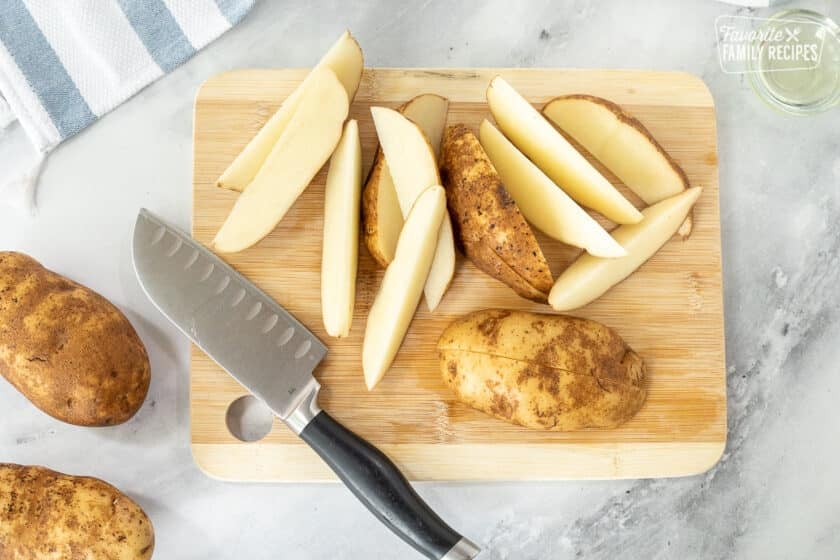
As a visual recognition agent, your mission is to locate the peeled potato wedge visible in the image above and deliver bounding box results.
[321,120,362,338]
[363,94,449,268]
[440,124,553,302]
[486,76,642,225]
[479,120,625,258]
[217,31,363,191]
[213,67,349,253]
[362,186,446,390]
[549,187,702,311]
[370,106,455,311]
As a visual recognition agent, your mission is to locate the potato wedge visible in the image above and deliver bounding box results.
[486,76,642,225]
[363,94,449,267]
[549,187,702,311]
[362,186,446,389]
[218,31,363,191]
[438,310,646,430]
[440,124,553,302]
[370,106,455,311]
[479,119,626,258]
[321,120,362,338]
[0,464,154,559]
[214,67,349,253]
[0,252,150,426]
[542,95,689,204]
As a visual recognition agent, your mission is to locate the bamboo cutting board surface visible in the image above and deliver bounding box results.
[191,68,725,481]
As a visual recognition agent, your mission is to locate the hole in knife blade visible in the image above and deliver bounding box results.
[277,327,294,346]
[199,263,215,282]
[150,226,166,246]
[231,288,246,307]
[184,249,199,270]
[294,339,311,360]
[262,314,278,333]
[215,275,230,294]
[245,301,262,320]
[165,237,183,257]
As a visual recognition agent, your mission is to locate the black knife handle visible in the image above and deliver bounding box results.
[299,410,479,559]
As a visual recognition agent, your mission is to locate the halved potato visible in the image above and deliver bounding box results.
[549,187,702,311]
[362,186,446,389]
[321,120,362,338]
[486,76,642,225]
[479,120,625,258]
[213,67,349,253]
[440,124,553,302]
[217,31,363,191]
[363,94,449,267]
[370,107,455,311]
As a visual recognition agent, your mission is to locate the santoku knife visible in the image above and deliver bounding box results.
[131,209,479,560]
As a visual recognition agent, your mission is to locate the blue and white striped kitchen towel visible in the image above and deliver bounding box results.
[0,0,254,210]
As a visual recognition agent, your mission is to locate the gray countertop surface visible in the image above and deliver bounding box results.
[1,0,839,558]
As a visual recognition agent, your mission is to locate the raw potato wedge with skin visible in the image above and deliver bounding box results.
[549,186,703,311]
[321,120,362,338]
[486,76,642,225]
[362,186,446,390]
[213,67,349,253]
[479,119,626,258]
[542,94,694,238]
[438,310,646,430]
[370,107,455,311]
[440,124,553,302]
[0,464,155,559]
[217,30,363,191]
[363,94,449,268]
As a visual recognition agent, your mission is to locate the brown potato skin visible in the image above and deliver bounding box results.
[0,252,150,426]
[438,309,646,430]
[0,464,154,560]
[361,145,393,268]
[440,125,553,302]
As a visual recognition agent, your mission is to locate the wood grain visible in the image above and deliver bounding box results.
[191,68,725,481]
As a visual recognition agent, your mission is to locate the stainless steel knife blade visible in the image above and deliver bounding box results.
[131,208,327,419]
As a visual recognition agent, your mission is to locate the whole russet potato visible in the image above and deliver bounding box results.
[0,252,150,426]
[438,309,646,430]
[0,464,154,560]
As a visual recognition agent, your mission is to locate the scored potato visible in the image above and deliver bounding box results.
[440,124,553,302]
[0,464,154,560]
[438,309,647,430]
[0,252,150,426]
[363,94,449,268]
[218,30,363,191]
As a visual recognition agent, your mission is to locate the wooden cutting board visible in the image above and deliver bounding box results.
[191,68,725,481]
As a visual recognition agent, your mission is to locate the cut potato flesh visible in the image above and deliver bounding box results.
[321,120,362,338]
[363,94,449,268]
[217,31,363,191]
[542,95,689,205]
[486,77,642,225]
[370,106,455,311]
[549,187,703,311]
[213,68,349,253]
[479,120,626,258]
[362,186,446,389]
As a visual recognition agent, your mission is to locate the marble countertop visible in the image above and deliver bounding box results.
[2,0,839,558]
